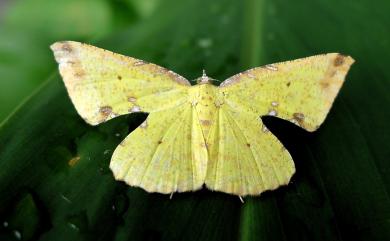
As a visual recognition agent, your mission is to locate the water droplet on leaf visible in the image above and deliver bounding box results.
[13,230,22,240]
[66,211,88,233]
[112,194,129,217]
[4,192,47,240]
[197,38,213,48]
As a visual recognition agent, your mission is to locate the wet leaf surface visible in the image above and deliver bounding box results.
[0,0,389,240]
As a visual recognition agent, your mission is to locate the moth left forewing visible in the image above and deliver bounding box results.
[51,41,190,125]
[219,53,354,131]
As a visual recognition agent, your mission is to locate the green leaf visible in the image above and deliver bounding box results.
[0,0,144,121]
[0,0,389,240]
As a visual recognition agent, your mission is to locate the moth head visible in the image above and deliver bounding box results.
[196,70,216,85]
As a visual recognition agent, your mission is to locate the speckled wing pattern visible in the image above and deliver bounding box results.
[51,41,190,125]
[52,42,354,197]
[110,103,207,193]
[207,54,354,195]
[51,41,201,194]
[220,54,355,131]
[205,105,295,196]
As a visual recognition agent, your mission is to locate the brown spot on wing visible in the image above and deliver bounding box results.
[74,69,85,78]
[293,112,305,126]
[117,75,122,80]
[334,54,346,66]
[321,55,346,89]
[61,42,73,53]
[320,81,330,89]
[200,119,212,126]
[293,112,304,120]
[99,106,112,117]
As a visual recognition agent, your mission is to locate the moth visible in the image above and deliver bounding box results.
[51,41,354,197]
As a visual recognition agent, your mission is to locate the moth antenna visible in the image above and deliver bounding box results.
[199,69,210,83]
[169,192,174,199]
[239,196,244,203]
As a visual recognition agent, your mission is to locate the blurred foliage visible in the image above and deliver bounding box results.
[0,0,160,121]
[0,0,390,241]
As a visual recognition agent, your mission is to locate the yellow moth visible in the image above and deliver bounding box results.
[51,41,354,197]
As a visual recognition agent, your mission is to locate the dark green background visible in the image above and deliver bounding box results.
[0,0,389,240]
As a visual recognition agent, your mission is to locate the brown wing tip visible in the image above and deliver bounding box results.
[311,53,355,131]
[50,41,81,50]
[50,41,77,64]
[50,41,69,52]
[331,53,355,67]
[50,41,85,61]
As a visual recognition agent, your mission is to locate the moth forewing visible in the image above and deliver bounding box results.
[218,53,355,132]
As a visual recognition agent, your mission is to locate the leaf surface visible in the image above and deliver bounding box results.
[0,0,389,240]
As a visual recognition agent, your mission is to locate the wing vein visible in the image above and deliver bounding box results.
[214,110,222,189]
[220,109,245,194]
[138,108,185,189]
[223,107,266,191]
[190,107,196,189]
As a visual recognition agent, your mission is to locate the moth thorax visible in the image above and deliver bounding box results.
[197,70,214,84]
